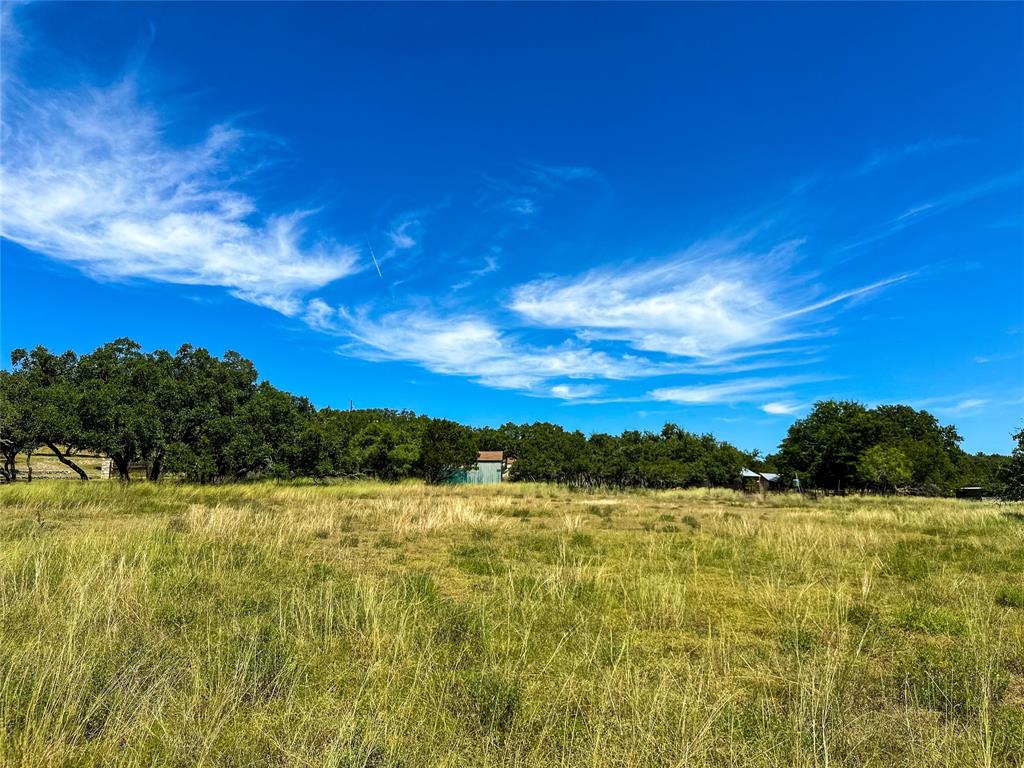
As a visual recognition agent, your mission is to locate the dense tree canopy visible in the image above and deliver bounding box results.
[1002,428,1024,501]
[419,419,478,484]
[0,338,1017,496]
[774,400,1010,495]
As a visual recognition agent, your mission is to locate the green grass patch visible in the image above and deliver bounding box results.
[995,585,1024,608]
[0,481,1021,767]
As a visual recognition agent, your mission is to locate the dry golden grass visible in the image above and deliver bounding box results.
[0,480,1022,767]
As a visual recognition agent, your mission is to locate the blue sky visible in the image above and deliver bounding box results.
[2,2,1022,454]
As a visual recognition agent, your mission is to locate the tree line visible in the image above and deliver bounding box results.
[769,400,1016,496]
[1,338,1020,496]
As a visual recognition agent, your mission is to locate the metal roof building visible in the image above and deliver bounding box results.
[741,468,780,483]
[449,451,505,484]
[740,467,781,493]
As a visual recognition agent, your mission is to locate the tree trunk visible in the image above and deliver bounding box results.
[1,452,15,482]
[44,441,89,480]
[113,456,131,483]
[0,441,16,482]
[147,449,164,482]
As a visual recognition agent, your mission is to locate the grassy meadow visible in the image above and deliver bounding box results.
[0,481,1022,767]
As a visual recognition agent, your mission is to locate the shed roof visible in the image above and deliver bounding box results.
[741,468,780,482]
[477,451,504,462]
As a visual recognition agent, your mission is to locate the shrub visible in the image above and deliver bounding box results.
[453,669,521,735]
[846,602,878,628]
[885,542,930,581]
[451,543,505,576]
[897,604,966,635]
[897,643,1007,723]
[995,585,1024,608]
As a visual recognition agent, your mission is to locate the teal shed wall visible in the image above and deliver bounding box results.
[450,460,503,484]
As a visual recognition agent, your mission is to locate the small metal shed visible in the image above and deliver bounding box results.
[740,468,780,493]
[955,486,984,500]
[450,451,505,484]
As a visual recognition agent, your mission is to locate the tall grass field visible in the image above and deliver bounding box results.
[1,481,1022,767]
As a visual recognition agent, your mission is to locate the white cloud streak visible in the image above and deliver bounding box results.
[841,171,1024,252]
[760,401,808,416]
[1,77,359,315]
[337,308,678,397]
[525,162,600,186]
[930,398,989,416]
[856,137,969,176]
[510,238,907,361]
[649,377,822,406]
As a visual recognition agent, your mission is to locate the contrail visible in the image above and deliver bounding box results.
[367,238,383,278]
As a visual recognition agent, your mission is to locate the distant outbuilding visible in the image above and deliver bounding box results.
[955,486,984,500]
[449,451,505,484]
[740,467,780,493]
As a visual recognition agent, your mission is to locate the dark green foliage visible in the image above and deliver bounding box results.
[846,602,878,628]
[885,542,931,581]
[857,445,911,492]
[74,339,163,481]
[897,644,1007,724]
[301,407,426,480]
[3,339,758,489]
[896,604,966,635]
[2,339,1012,493]
[2,340,429,484]
[451,543,506,576]
[775,399,1008,494]
[775,401,877,492]
[419,418,477,484]
[778,625,815,655]
[3,345,89,480]
[995,586,1024,608]
[493,420,752,489]
[453,669,521,735]
[1001,428,1024,500]
[994,707,1024,766]
[0,365,38,481]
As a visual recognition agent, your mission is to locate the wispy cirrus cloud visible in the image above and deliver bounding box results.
[909,395,990,416]
[892,171,1024,226]
[881,392,1011,419]
[509,236,909,361]
[450,248,501,291]
[840,171,1024,253]
[503,198,538,217]
[550,383,604,399]
[0,76,360,316]
[302,297,339,333]
[649,376,823,406]
[388,219,418,251]
[941,398,988,414]
[337,308,677,397]
[856,137,969,175]
[525,162,600,187]
[974,351,1018,365]
[310,224,905,400]
[760,400,809,416]
[379,201,451,262]
[478,161,602,226]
